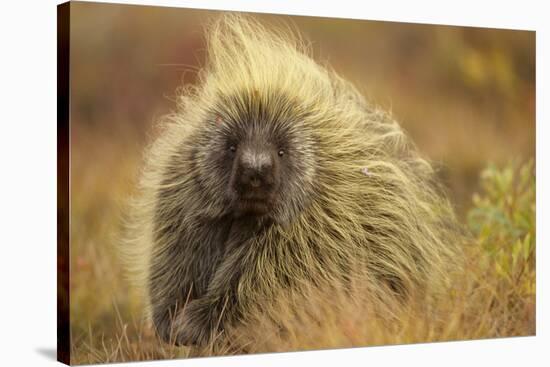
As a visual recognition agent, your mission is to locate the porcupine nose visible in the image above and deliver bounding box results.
[238,148,274,190]
[241,169,263,188]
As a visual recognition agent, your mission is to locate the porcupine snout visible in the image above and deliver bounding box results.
[239,147,274,187]
[232,143,280,215]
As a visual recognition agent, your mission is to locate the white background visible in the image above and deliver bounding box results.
[0,0,547,366]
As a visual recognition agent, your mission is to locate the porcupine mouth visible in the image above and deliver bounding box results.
[236,193,274,216]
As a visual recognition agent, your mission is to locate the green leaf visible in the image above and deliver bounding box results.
[522,233,532,260]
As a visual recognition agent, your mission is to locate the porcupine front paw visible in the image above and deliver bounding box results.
[175,299,223,347]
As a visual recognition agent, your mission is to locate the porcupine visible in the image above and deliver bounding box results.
[122,15,463,347]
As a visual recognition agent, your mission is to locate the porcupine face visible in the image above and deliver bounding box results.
[195,90,317,223]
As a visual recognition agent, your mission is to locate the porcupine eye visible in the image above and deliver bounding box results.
[229,145,237,153]
[278,149,284,157]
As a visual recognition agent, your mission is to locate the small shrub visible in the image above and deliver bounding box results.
[468,160,535,299]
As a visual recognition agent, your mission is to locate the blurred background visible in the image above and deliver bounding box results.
[68,1,535,362]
